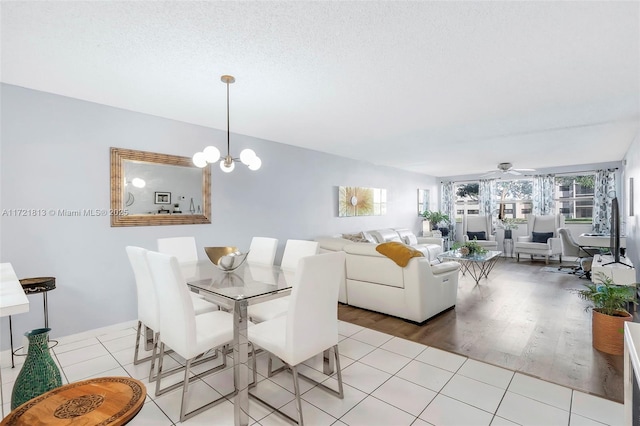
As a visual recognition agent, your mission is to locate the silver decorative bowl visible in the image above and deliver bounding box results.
[204,246,249,272]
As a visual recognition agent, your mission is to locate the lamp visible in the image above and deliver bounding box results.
[193,75,261,172]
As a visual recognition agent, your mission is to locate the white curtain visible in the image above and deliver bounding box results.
[592,169,616,233]
[441,182,456,242]
[532,175,555,215]
[478,179,497,217]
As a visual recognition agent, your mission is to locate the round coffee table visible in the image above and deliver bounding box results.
[1,377,146,425]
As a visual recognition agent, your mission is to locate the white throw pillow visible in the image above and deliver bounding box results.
[404,234,418,246]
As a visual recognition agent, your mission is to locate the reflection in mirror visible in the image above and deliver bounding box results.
[110,148,211,227]
[418,189,430,216]
[124,161,203,215]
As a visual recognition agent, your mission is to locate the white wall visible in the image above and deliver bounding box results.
[0,84,438,349]
[623,131,640,275]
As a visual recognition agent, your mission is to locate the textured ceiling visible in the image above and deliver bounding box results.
[2,1,639,177]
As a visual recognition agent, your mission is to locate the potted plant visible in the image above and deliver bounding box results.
[451,240,487,256]
[421,210,450,231]
[572,272,636,355]
[498,218,519,239]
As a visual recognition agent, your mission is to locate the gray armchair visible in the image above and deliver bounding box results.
[514,214,564,264]
[558,228,594,278]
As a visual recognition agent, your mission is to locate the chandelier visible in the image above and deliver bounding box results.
[192,75,261,172]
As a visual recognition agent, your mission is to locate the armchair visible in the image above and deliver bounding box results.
[462,216,498,250]
[514,214,565,264]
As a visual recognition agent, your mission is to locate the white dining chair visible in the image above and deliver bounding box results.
[246,237,279,266]
[247,239,318,323]
[146,250,238,422]
[280,239,319,270]
[248,251,346,425]
[126,246,218,382]
[157,236,198,263]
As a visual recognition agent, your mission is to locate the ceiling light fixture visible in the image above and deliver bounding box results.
[192,75,261,173]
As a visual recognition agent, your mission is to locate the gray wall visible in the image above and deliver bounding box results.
[0,84,437,349]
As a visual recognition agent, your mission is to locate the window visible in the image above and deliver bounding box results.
[454,183,479,222]
[555,174,594,223]
[495,179,532,220]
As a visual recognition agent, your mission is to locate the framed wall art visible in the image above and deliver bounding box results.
[155,192,171,204]
[338,186,386,217]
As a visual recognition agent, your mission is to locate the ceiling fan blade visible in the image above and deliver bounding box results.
[506,170,521,175]
[479,171,497,177]
[514,168,536,172]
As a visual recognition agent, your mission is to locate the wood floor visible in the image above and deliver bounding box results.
[338,256,638,403]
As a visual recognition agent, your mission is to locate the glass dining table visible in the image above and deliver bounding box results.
[181,260,292,426]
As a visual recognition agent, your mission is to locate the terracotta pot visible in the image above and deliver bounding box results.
[591,309,632,355]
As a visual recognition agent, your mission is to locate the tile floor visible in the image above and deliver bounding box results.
[1,320,625,425]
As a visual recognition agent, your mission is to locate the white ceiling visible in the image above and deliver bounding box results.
[2,1,639,177]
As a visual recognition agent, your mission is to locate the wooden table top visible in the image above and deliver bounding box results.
[1,377,146,426]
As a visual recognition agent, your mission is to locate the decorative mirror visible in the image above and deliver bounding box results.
[110,147,211,227]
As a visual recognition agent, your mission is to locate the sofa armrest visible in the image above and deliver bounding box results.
[549,237,562,252]
[431,261,460,275]
[315,236,352,252]
[517,235,532,242]
[417,236,444,247]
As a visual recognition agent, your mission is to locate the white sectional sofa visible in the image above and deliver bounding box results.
[316,229,460,323]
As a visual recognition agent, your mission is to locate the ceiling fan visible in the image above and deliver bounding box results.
[480,162,536,177]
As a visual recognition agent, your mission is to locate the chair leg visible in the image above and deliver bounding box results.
[267,355,285,378]
[333,344,344,399]
[155,342,166,397]
[250,343,258,388]
[133,321,153,365]
[179,358,193,423]
[291,366,304,426]
[148,332,159,383]
[516,253,520,262]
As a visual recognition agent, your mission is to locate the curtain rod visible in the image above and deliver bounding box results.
[441,167,619,183]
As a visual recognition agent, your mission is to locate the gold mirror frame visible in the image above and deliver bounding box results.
[110,147,211,227]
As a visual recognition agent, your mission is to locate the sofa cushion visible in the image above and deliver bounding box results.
[369,229,403,244]
[361,231,376,243]
[532,231,554,243]
[404,233,418,245]
[342,232,370,243]
[375,242,424,267]
[467,231,486,241]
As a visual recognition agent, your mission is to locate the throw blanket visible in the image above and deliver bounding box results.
[375,242,424,267]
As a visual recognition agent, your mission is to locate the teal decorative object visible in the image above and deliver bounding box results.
[11,328,62,409]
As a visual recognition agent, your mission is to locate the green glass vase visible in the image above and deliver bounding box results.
[10,328,62,409]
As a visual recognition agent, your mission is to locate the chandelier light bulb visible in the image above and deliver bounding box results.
[192,152,207,168]
[192,75,261,173]
[203,146,221,163]
[239,148,256,165]
[220,159,235,173]
[248,156,262,171]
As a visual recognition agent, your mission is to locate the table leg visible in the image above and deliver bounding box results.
[233,299,250,426]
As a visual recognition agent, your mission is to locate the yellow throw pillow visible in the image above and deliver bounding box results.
[375,242,424,267]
